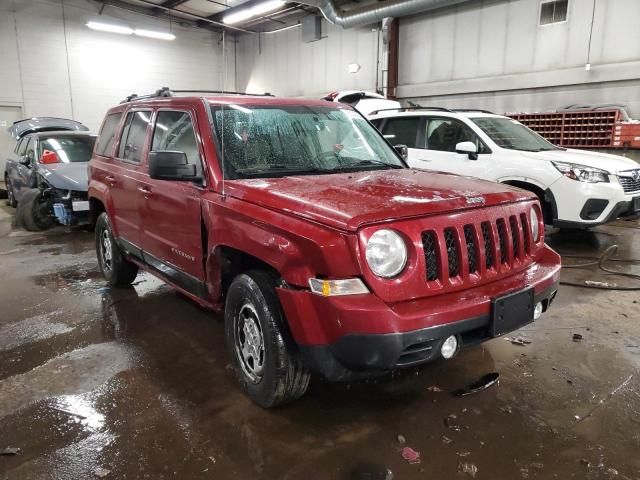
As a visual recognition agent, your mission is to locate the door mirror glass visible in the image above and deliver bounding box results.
[394,144,409,161]
[149,151,201,182]
[455,141,478,159]
[20,153,33,165]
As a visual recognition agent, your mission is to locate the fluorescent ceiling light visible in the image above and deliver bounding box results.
[223,0,286,25]
[86,21,133,35]
[134,29,176,41]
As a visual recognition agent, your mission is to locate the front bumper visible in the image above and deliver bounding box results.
[277,246,561,380]
[550,176,640,226]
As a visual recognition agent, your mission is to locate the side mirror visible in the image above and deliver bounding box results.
[394,144,409,161]
[148,151,201,182]
[455,141,478,160]
[19,153,32,166]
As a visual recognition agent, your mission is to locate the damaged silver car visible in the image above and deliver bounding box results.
[4,117,96,231]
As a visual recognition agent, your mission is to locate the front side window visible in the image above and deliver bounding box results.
[471,117,559,152]
[152,111,201,174]
[39,136,96,163]
[211,105,404,180]
[15,137,27,156]
[426,118,489,153]
[380,117,422,149]
[118,111,151,163]
[96,113,123,157]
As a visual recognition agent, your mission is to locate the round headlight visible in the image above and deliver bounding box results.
[530,207,540,241]
[365,229,408,278]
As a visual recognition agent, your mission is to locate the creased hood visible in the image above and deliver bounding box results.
[521,148,639,173]
[38,163,89,191]
[225,170,534,231]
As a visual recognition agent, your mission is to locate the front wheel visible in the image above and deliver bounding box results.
[17,188,55,231]
[95,212,139,287]
[225,270,310,408]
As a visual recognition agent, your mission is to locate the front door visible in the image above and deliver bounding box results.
[139,108,206,292]
[0,105,23,190]
[410,117,492,179]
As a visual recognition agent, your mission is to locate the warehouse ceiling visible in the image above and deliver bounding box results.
[97,0,319,33]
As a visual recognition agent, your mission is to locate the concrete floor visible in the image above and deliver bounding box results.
[0,204,639,480]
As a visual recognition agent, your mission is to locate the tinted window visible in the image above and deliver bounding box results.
[39,136,96,163]
[472,117,558,152]
[118,111,151,163]
[15,137,27,155]
[380,117,421,148]
[96,113,122,157]
[426,118,489,153]
[152,111,201,174]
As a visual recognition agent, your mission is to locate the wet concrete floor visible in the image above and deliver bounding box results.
[0,203,639,479]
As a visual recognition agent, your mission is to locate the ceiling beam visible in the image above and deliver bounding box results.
[151,0,191,15]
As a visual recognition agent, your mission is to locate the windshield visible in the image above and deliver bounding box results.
[39,136,96,163]
[210,104,404,180]
[471,117,560,152]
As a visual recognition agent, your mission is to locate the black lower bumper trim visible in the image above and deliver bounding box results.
[555,198,639,229]
[299,284,558,381]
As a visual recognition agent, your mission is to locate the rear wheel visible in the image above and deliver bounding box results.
[225,270,310,408]
[17,188,55,231]
[6,177,17,208]
[95,212,139,287]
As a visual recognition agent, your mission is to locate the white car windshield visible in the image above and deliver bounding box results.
[472,117,561,152]
[211,105,405,179]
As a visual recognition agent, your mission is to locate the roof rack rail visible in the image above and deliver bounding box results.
[120,87,274,104]
[369,106,453,115]
[452,108,496,114]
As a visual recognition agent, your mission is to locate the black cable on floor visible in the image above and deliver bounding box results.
[559,245,640,291]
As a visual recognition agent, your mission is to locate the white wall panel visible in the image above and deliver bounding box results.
[0,0,235,130]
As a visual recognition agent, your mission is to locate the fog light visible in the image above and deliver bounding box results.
[534,302,543,320]
[441,335,458,359]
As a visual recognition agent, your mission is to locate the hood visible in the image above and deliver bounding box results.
[520,148,639,173]
[37,163,89,192]
[225,169,534,231]
[8,118,89,140]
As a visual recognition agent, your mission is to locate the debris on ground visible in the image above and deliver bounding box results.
[530,462,544,471]
[397,434,406,446]
[579,459,591,467]
[454,372,500,397]
[349,463,394,480]
[209,456,216,464]
[500,406,513,414]
[445,414,462,431]
[457,451,471,457]
[401,446,421,465]
[458,462,478,478]
[0,447,21,455]
[426,385,443,392]
[94,468,111,478]
[573,333,584,342]
[441,435,452,445]
[606,468,619,475]
[507,336,532,346]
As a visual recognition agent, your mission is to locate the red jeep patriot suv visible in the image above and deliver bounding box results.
[89,88,561,407]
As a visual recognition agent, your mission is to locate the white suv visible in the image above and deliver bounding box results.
[369,108,640,228]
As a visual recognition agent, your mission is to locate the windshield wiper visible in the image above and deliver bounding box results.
[339,159,404,170]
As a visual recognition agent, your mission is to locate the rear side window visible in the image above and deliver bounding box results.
[118,111,151,163]
[380,117,421,148]
[95,113,122,157]
[151,111,201,174]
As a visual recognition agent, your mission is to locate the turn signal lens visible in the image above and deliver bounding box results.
[308,278,370,297]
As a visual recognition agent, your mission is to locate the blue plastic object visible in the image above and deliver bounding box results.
[52,203,72,225]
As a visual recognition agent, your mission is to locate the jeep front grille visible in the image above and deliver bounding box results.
[421,212,534,284]
[618,172,640,193]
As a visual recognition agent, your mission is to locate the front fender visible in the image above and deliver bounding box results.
[88,181,117,233]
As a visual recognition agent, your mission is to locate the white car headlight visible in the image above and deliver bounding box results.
[530,207,540,242]
[552,161,609,183]
[365,229,407,278]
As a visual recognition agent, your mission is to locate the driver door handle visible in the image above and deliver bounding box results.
[105,175,117,186]
[138,186,152,198]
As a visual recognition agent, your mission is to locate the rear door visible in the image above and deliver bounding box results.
[5,136,28,197]
[0,106,23,189]
[375,116,425,164]
[13,136,37,197]
[109,110,152,250]
[139,108,206,290]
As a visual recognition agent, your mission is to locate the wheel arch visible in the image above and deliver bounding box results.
[499,178,557,224]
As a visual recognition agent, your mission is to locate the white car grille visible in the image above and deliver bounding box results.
[618,170,640,194]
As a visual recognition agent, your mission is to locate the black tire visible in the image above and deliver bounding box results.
[95,212,139,287]
[17,188,55,231]
[5,177,17,208]
[225,270,310,408]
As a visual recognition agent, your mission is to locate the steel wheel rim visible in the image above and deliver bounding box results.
[234,302,265,384]
[100,230,114,272]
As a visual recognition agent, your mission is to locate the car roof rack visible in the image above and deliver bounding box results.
[120,87,274,104]
[369,106,453,115]
[452,108,496,114]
